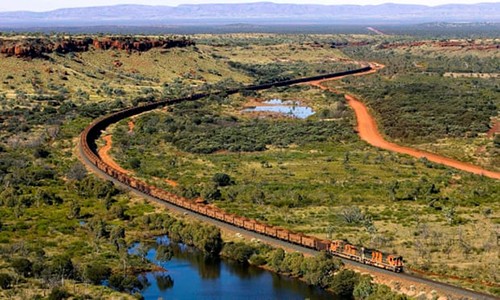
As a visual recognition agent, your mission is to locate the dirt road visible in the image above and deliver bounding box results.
[310,80,500,180]
[98,135,131,175]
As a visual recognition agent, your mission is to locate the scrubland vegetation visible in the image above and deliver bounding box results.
[0,30,498,298]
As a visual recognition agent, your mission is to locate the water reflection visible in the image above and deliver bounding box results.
[154,273,174,291]
[243,99,315,119]
[129,236,336,300]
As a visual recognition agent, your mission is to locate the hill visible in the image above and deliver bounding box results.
[0,2,499,26]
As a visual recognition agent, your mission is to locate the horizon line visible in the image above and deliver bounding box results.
[1,1,499,14]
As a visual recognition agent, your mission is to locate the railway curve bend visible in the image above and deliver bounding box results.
[78,65,498,300]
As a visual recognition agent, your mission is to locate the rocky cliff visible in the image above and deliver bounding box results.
[0,36,194,59]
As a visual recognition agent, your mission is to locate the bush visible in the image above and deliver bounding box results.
[66,162,87,181]
[128,157,141,170]
[280,252,304,277]
[0,273,13,289]
[212,173,233,187]
[49,255,76,281]
[11,257,32,277]
[33,148,50,159]
[221,242,256,264]
[301,252,341,288]
[109,274,146,293]
[48,287,71,300]
[83,263,112,285]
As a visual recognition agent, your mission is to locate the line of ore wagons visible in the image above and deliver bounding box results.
[79,66,403,273]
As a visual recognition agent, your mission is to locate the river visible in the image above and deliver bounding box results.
[129,236,337,300]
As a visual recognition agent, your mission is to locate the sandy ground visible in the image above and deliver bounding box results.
[128,119,135,133]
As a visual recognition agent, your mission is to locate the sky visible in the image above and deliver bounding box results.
[0,0,498,12]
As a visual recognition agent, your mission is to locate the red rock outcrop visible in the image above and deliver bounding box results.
[0,36,195,59]
[378,40,499,50]
[92,37,193,52]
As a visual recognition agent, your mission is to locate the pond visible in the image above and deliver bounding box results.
[243,99,315,119]
[129,236,336,300]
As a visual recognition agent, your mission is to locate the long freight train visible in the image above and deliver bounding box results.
[79,66,404,273]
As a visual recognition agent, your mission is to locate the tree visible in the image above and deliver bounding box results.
[155,274,174,291]
[128,157,141,170]
[33,147,50,159]
[301,252,341,288]
[281,252,304,277]
[222,242,255,264]
[110,226,126,251]
[202,185,222,202]
[88,217,109,248]
[50,255,76,284]
[137,243,150,263]
[192,224,223,255]
[268,248,285,272]
[110,205,127,220]
[331,269,359,299]
[353,275,375,299]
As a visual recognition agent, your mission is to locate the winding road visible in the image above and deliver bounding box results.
[78,63,499,300]
[309,65,500,180]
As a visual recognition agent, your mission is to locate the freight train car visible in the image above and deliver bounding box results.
[243,219,256,231]
[234,216,246,228]
[277,229,289,240]
[301,236,317,249]
[265,226,277,237]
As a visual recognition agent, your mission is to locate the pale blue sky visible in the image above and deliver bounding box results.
[0,0,498,12]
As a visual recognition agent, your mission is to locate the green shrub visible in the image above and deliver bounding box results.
[331,269,360,299]
[0,273,13,289]
[11,258,32,277]
[83,263,112,285]
[48,287,71,300]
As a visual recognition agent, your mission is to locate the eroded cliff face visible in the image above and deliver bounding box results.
[378,40,499,50]
[0,36,194,59]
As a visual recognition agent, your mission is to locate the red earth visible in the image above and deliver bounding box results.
[308,65,500,180]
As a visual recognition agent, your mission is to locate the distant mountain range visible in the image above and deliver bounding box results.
[1,2,499,26]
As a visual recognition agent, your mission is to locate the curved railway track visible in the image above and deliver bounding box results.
[78,65,498,300]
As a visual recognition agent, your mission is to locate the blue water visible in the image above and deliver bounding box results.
[243,99,315,119]
[129,236,335,300]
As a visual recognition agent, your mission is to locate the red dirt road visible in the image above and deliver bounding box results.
[345,94,500,180]
[98,135,131,175]
[310,71,500,180]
